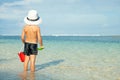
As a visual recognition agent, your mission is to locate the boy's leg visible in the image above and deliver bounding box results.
[30,55,36,72]
[24,55,30,71]
[30,72,35,80]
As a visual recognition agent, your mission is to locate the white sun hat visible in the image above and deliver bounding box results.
[24,10,42,25]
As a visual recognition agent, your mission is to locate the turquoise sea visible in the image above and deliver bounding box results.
[0,36,120,80]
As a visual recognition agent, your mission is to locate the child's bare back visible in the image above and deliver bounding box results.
[21,25,41,44]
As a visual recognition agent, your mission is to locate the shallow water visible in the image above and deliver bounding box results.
[0,36,120,80]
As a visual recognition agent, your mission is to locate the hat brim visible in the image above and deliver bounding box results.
[24,17,42,25]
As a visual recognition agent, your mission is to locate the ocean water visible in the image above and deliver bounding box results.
[0,36,120,80]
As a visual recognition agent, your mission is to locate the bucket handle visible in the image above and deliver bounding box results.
[19,44,24,53]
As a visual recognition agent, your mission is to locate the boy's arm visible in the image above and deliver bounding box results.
[21,27,25,43]
[37,27,43,47]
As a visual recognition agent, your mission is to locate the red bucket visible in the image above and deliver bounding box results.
[18,52,25,62]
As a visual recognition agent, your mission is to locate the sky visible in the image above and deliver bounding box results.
[0,0,120,36]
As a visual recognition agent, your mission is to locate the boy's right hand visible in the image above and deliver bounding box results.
[38,46,44,50]
[40,46,44,49]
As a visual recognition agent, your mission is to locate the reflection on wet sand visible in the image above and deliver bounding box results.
[19,72,35,80]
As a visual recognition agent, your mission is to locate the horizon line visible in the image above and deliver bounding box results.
[0,34,120,37]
